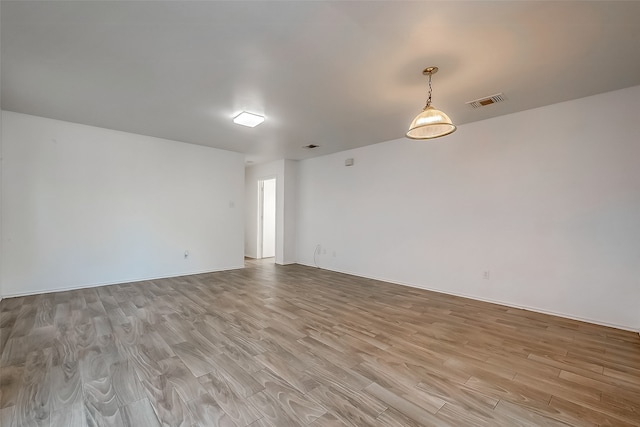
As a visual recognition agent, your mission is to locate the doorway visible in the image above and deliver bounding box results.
[258,178,276,260]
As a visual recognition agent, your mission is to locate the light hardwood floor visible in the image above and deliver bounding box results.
[1,260,639,426]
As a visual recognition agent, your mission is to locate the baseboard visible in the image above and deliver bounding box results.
[244,256,295,265]
[296,262,639,333]
[1,264,246,299]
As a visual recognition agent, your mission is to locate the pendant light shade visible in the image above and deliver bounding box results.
[406,106,456,139]
[406,66,456,140]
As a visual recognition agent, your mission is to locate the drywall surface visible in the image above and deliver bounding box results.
[296,86,640,331]
[2,111,245,297]
[0,109,2,299]
[245,159,297,264]
[283,159,298,264]
[0,17,3,298]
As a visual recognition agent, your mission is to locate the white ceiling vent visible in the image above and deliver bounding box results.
[466,93,506,109]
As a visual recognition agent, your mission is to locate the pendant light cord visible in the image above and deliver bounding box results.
[425,73,433,108]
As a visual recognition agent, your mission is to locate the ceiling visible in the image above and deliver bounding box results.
[2,1,640,165]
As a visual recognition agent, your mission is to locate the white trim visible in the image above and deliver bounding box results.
[296,262,639,333]
[1,265,245,299]
[257,175,277,260]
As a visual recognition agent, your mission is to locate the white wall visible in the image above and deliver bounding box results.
[1,111,245,297]
[283,159,298,264]
[0,124,3,299]
[296,86,640,331]
[0,11,3,300]
[245,159,297,264]
[261,178,277,258]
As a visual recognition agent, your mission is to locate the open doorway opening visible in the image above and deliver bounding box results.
[258,177,276,260]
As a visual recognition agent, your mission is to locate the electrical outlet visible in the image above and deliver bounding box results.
[483,270,490,280]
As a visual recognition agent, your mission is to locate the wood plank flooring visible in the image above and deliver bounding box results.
[1,259,639,426]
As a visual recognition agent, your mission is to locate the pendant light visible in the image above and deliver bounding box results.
[406,66,456,140]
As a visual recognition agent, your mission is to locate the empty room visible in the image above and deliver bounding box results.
[1,1,639,426]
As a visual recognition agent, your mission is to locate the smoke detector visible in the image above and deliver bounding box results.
[466,93,506,109]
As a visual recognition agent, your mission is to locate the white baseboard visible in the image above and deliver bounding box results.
[295,262,639,333]
[244,256,295,265]
[1,264,246,299]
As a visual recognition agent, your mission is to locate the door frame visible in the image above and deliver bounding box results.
[257,176,277,259]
